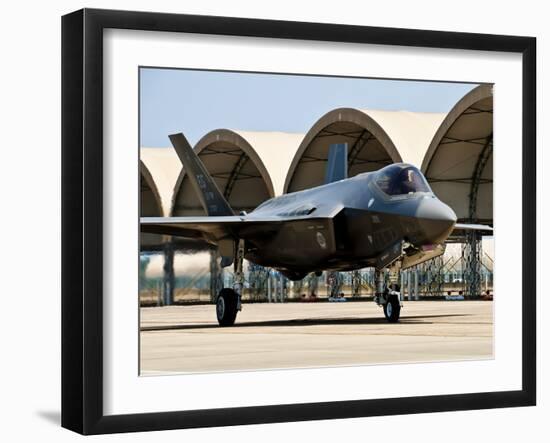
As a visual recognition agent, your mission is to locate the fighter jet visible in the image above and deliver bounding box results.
[141,133,492,326]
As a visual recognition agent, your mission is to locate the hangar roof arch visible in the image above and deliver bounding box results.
[140,156,166,250]
[140,147,182,217]
[171,129,277,216]
[361,109,446,167]
[230,130,303,196]
[283,108,445,194]
[422,84,493,224]
[140,159,163,217]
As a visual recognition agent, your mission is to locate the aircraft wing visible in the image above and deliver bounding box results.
[453,223,493,234]
[140,215,318,244]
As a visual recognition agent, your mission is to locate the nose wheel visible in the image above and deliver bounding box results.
[383,292,401,322]
[374,268,402,323]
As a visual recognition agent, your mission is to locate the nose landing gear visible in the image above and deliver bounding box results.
[374,266,402,323]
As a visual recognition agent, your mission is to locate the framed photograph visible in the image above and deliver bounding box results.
[62,8,536,435]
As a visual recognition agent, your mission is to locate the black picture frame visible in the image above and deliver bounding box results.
[62,8,536,435]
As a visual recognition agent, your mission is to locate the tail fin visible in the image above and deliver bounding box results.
[169,133,234,216]
[324,143,348,184]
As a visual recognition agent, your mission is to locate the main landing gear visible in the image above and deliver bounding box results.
[216,240,244,326]
[373,266,402,323]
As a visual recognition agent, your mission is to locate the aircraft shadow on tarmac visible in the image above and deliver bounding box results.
[140,314,469,332]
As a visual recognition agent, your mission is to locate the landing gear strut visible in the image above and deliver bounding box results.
[215,240,244,326]
[374,266,402,323]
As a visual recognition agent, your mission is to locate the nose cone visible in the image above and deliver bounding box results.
[416,197,457,244]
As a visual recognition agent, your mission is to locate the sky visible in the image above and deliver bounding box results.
[139,68,477,147]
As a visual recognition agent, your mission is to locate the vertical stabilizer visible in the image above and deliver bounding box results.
[324,143,348,184]
[169,133,234,216]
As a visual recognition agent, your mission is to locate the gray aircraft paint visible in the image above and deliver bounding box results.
[141,133,490,281]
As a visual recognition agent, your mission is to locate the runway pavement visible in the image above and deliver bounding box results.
[140,300,493,375]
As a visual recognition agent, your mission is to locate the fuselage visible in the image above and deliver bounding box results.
[244,163,456,278]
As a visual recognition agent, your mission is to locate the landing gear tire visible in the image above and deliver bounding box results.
[216,288,239,326]
[384,293,401,323]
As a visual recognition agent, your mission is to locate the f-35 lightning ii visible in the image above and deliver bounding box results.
[141,133,492,326]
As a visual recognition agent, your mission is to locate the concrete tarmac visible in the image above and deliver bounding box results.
[140,300,493,375]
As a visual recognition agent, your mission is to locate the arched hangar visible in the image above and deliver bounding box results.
[422,84,493,225]
[283,107,445,194]
[170,129,283,217]
[140,147,181,250]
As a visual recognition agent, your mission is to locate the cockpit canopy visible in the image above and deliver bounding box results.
[374,164,432,197]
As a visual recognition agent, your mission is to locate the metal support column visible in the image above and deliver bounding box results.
[419,256,444,297]
[414,269,419,301]
[267,270,273,302]
[462,231,482,298]
[162,242,175,306]
[407,270,413,301]
[248,263,269,301]
[279,274,287,302]
[351,270,361,297]
[308,272,319,297]
[327,272,343,298]
[399,271,405,301]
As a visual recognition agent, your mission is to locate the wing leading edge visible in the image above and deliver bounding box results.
[140,214,326,243]
[453,223,493,233]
